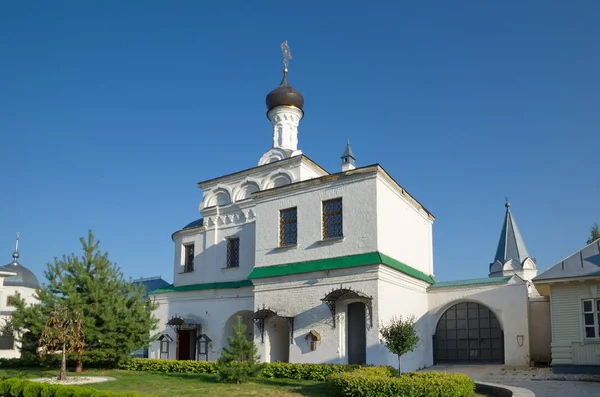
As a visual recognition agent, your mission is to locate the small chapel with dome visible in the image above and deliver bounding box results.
[0,234,40,358]
[147,43,548,370]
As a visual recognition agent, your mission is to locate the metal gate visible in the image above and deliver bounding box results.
[434,302,504,363]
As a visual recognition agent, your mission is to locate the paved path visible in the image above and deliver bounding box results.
[422,365,600,397]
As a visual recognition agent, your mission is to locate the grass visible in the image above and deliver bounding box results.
[0,368,331,397]
[0,368,491,397]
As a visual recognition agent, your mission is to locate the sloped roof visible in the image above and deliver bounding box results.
[493,203,531,264]
[533,240,600,282]
[341,141,355,159]
[131,276,171,297]
[428,276,513,290]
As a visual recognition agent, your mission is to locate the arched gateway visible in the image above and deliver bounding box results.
[434,302,504,364]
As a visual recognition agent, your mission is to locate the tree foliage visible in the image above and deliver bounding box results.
[38,303,85,380]
[379,315,420,376]
[10,230,158,371]
[587,222,600,244]
[217,316,261,383]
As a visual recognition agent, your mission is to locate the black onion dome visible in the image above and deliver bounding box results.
[4,252,40,289]
[266,69,304,113]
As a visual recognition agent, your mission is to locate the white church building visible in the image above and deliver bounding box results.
[148,54,540,371]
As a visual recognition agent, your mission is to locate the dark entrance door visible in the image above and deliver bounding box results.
[177,330,194,360]
[434,302,504,364]
[347,302,366,365]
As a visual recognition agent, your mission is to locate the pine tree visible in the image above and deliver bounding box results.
[10,230,158,371]
[587,222,600,244]
[217,316,261,383]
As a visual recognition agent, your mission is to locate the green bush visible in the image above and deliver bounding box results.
[119,358,392,381]
[329,368,475,397]
[118,358,219,374]
[0,379,152,397]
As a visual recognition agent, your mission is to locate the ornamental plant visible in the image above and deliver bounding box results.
[379,315,420,376]
[217,316,262,383]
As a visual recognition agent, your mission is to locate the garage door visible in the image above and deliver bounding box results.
[434,302,504,363]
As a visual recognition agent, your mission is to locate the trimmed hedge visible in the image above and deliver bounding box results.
[118,358,397,382]
[0,378,154,397]
[329,368,475,397]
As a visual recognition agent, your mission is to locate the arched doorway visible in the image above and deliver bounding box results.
[223,311,254,343]
[434,302,504,364]
[252,307,294,363]
[347,302,367,365]
[266,317,290,363]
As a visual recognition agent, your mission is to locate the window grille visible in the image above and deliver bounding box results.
[227,238,240,268]
[184,244,194,273]
[322,198,343,239]
[279,207,298,246]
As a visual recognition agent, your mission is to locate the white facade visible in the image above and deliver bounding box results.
[149,65,541,371]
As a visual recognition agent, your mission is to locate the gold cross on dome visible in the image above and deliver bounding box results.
[281,40,292,70]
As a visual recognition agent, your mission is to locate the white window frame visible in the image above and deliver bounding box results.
[582,299,600,339]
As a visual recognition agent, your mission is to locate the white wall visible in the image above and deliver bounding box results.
[149,287,254,361]
[376,177,434,276]
[252,266,380,365]
[427,282,531,366]
[173,222,256,286]
[377,267,431,372]
[254,174,378,268]
[547,281,600,366]
[0,285,38,359]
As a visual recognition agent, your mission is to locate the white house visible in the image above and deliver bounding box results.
[0,235,41,358]
[148,54,539,370]
[533,240,600,373]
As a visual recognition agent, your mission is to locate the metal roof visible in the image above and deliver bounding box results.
[493,202,531,264]
[533,240,600,282]
[428,276,513,290]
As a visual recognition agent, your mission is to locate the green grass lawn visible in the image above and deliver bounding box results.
[0,368,490,397]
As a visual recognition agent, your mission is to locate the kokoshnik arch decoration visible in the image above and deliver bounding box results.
[252,306,295,344]
[321,288,373,329]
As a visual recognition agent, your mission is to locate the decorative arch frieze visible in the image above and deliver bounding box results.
[233,180,260,202]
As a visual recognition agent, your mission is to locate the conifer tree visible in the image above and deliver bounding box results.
[218,316,261,383]
[10,230,158,371]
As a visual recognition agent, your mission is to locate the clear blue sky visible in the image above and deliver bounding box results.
[1,1,599,284]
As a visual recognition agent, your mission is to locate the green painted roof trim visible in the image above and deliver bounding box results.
[428,275,512,290]
[248,252,435,284]
[149,279,253,295]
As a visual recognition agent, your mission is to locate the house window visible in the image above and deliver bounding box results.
[0,335,14,350]
[6,296,16,307]
[582,299,600,338]
[279,207,298,246]
[227,237,240,268]
[322,198,343,239]
[184,244,194,273]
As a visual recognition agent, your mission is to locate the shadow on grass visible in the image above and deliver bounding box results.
[252,378,332,396]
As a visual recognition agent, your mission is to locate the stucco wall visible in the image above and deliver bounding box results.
[376,178,433,276]
[0,285,38,359]
[528,297,551,363]
[149,287,254,361]
[252,266,380,364]
[548,281,600,365]
[254,174,378,268]
[173,222,256,287]
[427,282,531,366]
[377,267,431,371]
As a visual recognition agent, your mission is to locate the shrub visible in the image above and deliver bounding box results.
[329,368,475,397]
[118,358,219,374]
[260,362,364,381]
[0,379,153,397]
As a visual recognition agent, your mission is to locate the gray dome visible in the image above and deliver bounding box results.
[266,69,304,113]
[4,251,40,289]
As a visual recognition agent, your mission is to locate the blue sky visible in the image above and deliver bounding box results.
[1,1,598,284]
